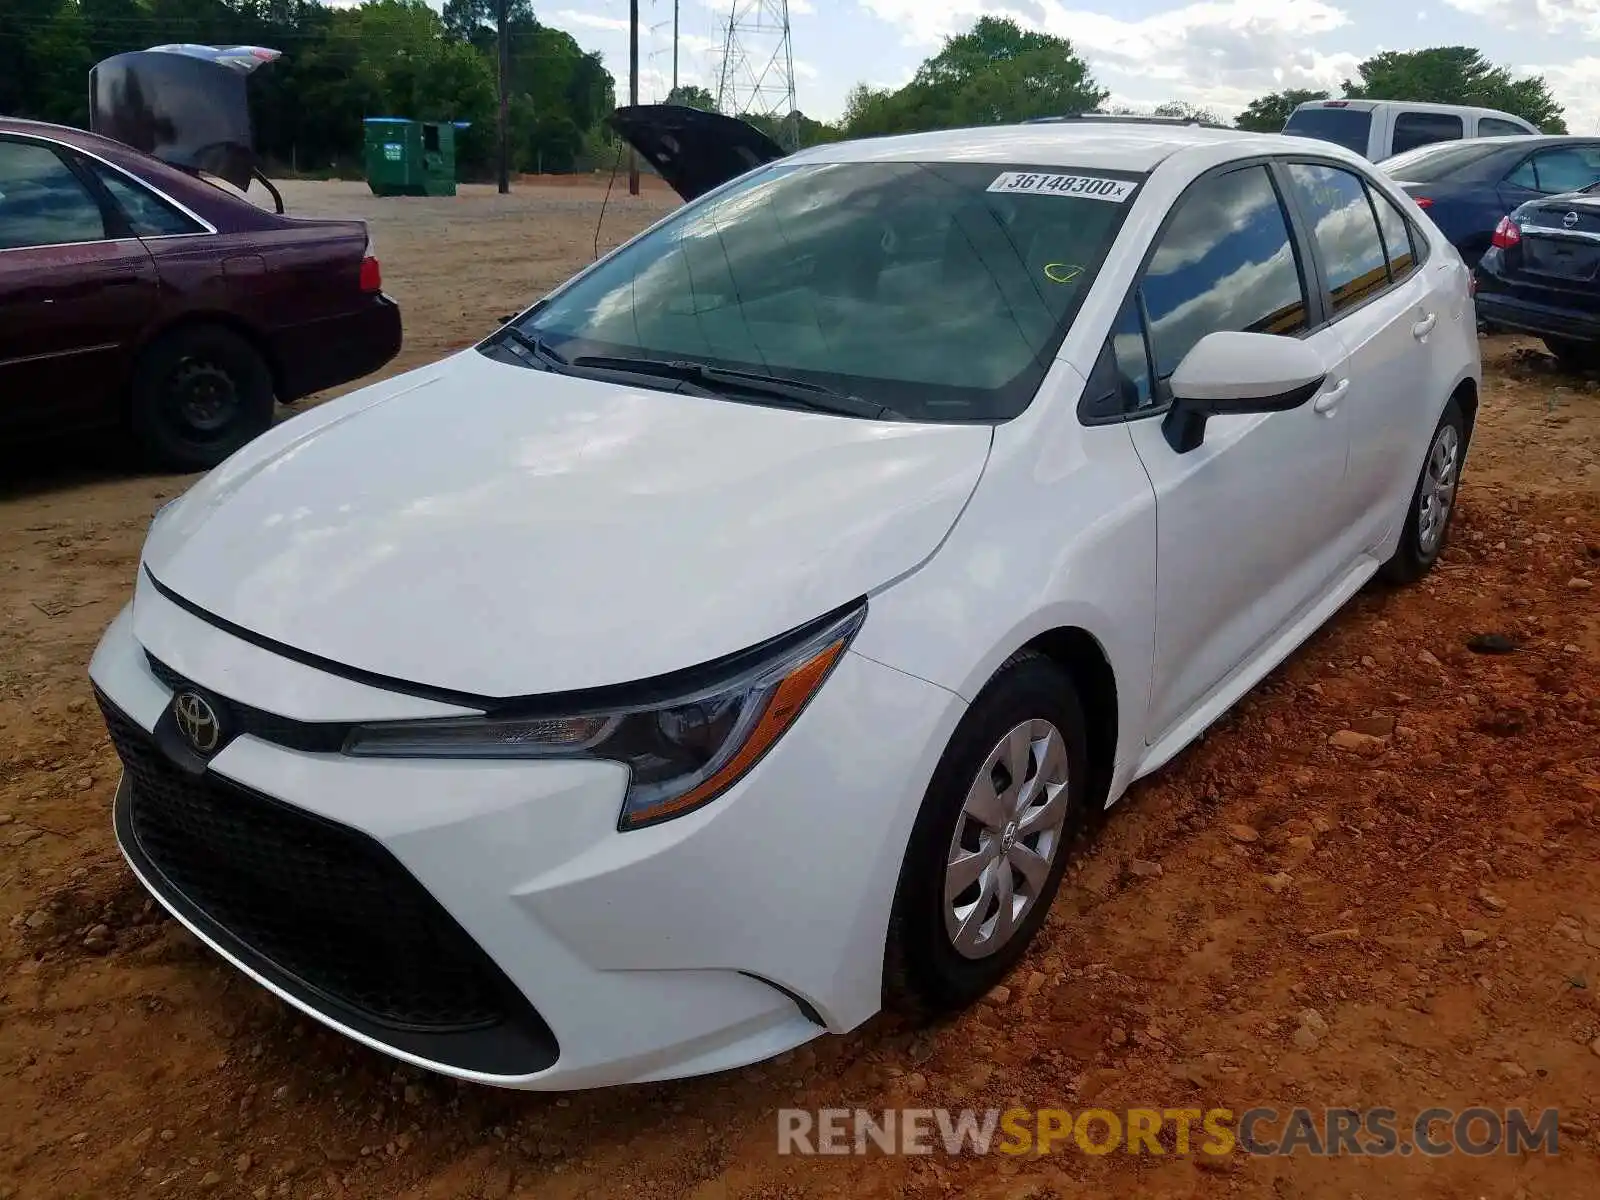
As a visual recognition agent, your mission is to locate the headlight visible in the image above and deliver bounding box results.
[343,601,866,830]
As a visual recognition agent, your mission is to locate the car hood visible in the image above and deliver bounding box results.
[607,104,788,202]
[141,351,992,701]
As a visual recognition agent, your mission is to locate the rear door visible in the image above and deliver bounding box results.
[0,136,160,439]
[1279,159,1440,550]
[1120,161,1356,741]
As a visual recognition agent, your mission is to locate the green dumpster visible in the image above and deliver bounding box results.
[363,117,460,197]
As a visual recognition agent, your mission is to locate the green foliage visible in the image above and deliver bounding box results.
[0,0,617,179]
[1152,100,1222,124]
[1342,46,1566,132]
[665,85,717,111]
[839,17,1105,136]
[1234,89,1329,133]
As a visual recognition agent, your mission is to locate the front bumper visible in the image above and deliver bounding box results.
[89,583,964,1090]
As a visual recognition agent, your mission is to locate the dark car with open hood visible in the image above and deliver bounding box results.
[0,45,401,471]
[1475,184,1600,370]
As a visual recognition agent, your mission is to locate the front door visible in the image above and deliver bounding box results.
[1120,162,1356,743]
[0,137,159,439]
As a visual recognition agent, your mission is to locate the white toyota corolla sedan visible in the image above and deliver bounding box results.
[89,108,1479,1091]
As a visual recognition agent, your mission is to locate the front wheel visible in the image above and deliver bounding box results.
[884,652,1090,1013]
[130,325,276,472]
[1380,399,1466,585]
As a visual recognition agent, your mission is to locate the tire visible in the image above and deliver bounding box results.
[1542,336,1600,373]
[130,325,275,471]
[884,651,1091,1014]
[1379,398,1466,585]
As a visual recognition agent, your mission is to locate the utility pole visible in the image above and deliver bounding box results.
[672,0,680,94]
[629,0,640,195]
[496,0,509,193]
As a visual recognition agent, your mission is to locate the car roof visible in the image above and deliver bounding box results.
[790,121,1305,174]
[0,116,132,155]
[1291,98,1531,120]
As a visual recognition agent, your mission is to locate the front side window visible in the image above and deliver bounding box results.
[1284,162,1390,315]
[0,141,107,250]
[513,160,1140,421]
[90,163,203,237]
[1139,165,1309,384]
[1391,112,1464,156]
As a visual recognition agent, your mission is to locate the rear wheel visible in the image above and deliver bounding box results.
[884,653,1091,1013]
[1542,336,1600,373]
[130,325,275,471]
[1380,398,1465,585]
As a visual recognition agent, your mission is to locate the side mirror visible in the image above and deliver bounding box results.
[1163,331,1327,453]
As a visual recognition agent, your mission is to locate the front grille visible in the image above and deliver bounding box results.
[99,695,527,1035]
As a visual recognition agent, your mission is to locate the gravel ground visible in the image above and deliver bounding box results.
[1,180,1598,1200]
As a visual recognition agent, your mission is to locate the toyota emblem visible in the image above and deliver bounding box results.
[1564,211,1580,229]
[173,691,222,755]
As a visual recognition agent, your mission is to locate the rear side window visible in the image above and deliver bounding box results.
[1283,163,1389,315]
[89,163,203,237]
[1509,145,1600,194]
[1370,189,1419,282]
[0,140,107,250]
[1479,117,1530,137]
[1391,111,1464,155]
[1284,106,1373,155]
[1139,165,1309,383]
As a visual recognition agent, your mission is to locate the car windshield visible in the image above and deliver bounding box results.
[1377,140,1505,181]
[510,160,1141,421]
[1283,107,1372,154]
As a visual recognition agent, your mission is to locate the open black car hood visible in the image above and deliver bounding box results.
[607,104,787,203]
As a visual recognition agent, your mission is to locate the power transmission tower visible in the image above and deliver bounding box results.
[628,0,640,195]
[715,0,798,149]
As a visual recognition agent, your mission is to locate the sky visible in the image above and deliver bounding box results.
[537,0,1600,133]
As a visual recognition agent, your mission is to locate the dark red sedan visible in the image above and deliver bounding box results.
[0,117,401,470]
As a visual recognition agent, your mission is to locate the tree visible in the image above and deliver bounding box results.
[1344,46,1566,132]
[0,0,623,181]
[841,16,1106,137]
[1153,100,1222,124]
[1234,89,1329,132]
[665,85,717,111]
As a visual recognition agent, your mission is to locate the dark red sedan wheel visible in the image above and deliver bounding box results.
[130,325,275,472]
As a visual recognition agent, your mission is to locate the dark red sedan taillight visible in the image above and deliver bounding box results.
[360,255,382,293]
[1413,196,1433,209]
[1491,215,1521,249]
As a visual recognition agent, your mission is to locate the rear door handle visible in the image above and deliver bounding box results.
[1412,312,1438,340]
[1313,378,1349,415]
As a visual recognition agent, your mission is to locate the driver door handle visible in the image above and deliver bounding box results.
[1313,378,1349,415]
[1412,312,1438,340]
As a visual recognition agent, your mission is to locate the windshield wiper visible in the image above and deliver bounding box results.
[569,355,904,420]
[498,326,570,370]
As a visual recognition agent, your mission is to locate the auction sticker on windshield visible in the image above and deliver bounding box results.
[987,172,1135,202]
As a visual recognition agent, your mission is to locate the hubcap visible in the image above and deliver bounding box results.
[170,358,240,437]
[1417,423,1460,555]
[943,719,1071,960]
